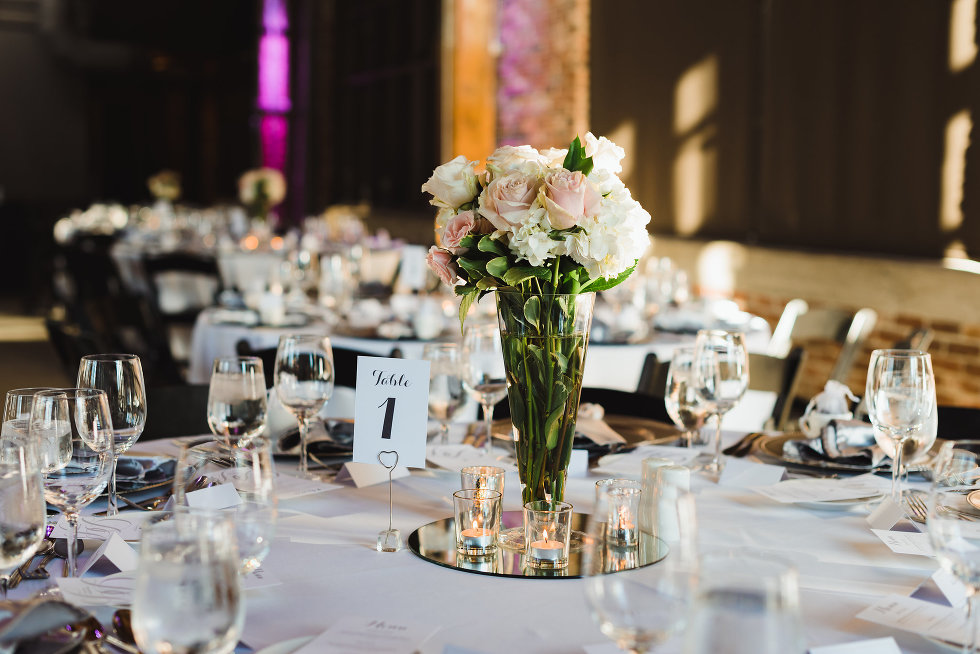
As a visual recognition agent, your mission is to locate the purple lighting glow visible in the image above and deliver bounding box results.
[259,0,290,170]
[259,34,291,113]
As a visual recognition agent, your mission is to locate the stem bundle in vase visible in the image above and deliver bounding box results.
[422,134,652,503]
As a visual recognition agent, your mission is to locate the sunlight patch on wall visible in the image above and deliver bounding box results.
[607,121,636,180]
[673,129,717,236]
[949,0,978,73]
[939,109,972,233]
[696,241,745,299]
[674,55,718,135]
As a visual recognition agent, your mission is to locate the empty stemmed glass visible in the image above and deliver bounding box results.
[461,322,508,453]
[77,353,147,517]
[423,343,466,444]
[2,387,55,443]
[664,347,709,448]
[207,356,268,449]
[29,388,113,577]
[275,334,335,477]
[0,439,45,598]
[865,349,936,500]
[692,330,749,474]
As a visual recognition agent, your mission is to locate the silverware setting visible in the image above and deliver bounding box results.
[905,490,980,523]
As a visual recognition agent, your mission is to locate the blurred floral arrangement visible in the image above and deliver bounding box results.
[146,170,182,202]
[321,203,368,244]
[422,133,651,321]
[239,167,287,222]
[53,203,129,244]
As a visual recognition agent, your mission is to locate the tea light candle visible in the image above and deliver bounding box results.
[460,525,493,549]
[529,531,564,561]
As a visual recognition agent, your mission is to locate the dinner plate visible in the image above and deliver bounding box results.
[253,636,314,654]
[757,434,940,475]
[794,495,884,511]
[966,490,980,511]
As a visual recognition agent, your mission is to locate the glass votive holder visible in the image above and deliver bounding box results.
[523,500,573,569]
[603,486,642,547]
[453,489,502,558]
[460,466,506,496]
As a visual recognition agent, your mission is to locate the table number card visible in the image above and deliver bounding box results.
[353,356,430,469]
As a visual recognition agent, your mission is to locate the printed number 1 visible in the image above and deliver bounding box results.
[378,397,396,439]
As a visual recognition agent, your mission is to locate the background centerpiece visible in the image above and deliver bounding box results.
[423,134,651,504]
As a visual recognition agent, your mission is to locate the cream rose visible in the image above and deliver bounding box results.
[426,246,458,286]
[485,145,547,180]
[539,147,568,167]
[583,132,625,174]
[421,156,480,209]
[540,170,602,230]
[478,172,540,231]
[442,210,476,254]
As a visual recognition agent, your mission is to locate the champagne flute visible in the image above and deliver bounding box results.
[275,334,334,477]
[692,330,749,474]
[77,353,147,517]
[927,440,980,654]
[865,349,935,500]
[0,439,45,598]
[207,356,268,448]
[423,343,466,444]
[461,322,508,454]
[175,439,278,574]
[29,388,113,577]
[132,511,244,654]
[664,347,709,448]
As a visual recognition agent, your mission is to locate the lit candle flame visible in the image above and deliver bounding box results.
[472,519,479,531]
[543,529,549,541]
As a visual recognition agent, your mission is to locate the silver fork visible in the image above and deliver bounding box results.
[904,492,928,523]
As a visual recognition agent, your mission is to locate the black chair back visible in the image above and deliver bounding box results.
[141,384,211,440]
[235,340,397,389]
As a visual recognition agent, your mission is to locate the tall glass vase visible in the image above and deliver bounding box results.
[496,291,595,505]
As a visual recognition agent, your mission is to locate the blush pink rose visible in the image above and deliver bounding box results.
[426,246,458,286]
[478,172,541,231]
[540,170,602,229]
[442,210,476,254]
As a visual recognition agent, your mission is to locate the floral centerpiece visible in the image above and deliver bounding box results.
[239,167,287,224]
[147,170,182,202]
[422,134,651,503]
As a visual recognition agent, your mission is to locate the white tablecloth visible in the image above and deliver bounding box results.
[10,432,950,653]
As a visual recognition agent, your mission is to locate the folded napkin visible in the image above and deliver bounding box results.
[0,598,91,654]
[114,456,177,491]
[782,421,886,468]
[277,419,354,459]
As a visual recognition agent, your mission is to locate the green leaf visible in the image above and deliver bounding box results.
[477,235,508,256]
[544,408,563,449]
[502,266,550,287]
[523,296,541,329]
[583,260,639,293]
[458,234,479,250]
[457,257,487,277]
[458,290,478,331]
[454,284,475,296]
[486,256,509,278]
[561,136,594,176]
[552,349,569,374]
[475,276,498,291]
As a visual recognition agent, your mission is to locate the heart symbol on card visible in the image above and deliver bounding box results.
[377,450,399,469]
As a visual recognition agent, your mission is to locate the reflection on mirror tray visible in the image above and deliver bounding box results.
[408,511,668,579]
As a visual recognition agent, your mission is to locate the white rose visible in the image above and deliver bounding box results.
[539,147,568,167]
[588,168,626,196]
[485,145,547,180]
[421,156,480,209]
[583,132,626,174]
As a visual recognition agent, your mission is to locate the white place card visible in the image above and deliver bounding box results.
[51,512,160,542]
[576,418,626,446]
[857,594,967,646]
[274,471,343,500]
[57,571,137,607]
[718,458,786,488]
[398,245,429,291]
[78,533,139,577]
[568,449,589,478]
[809,637,902,654]
[353,356,430,469]
[335,462,411,488]
[185,482,243,510]
[294,616,437,654]
[866,496,906,531]
[871,529,934,557]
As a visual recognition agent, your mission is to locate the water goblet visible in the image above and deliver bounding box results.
[0,439,45,598]
[207,356,268,449]
[77,353,147,517]
[865,349,936,500]
[275,334,335,477]
[461,322,507,454]
[692,330,749,474]
[29,388,113,577]
[423,342,466,444]
[132,511,244,654]
[664,347,709,447]
[174,439,278,574]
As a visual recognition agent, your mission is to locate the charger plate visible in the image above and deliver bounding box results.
[408,510,668,579]
[756,434,940,475]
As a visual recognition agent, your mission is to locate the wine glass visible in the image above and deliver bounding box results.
[0,439,45,598]
[207,356,268,449]
[664,347,709,448]
[423,342,466,444]
[132,511,244,654]
[582,485,698,653]
[461,322,508,454]
[865,349,936,500]
[927,440,980,654]
[29,388,113,577]
[692,330,749,474]
[174,439,278,574]
[685,551,804,654]
[275,334,334,477]
[2,387,55,444]
[77,353,147,517]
